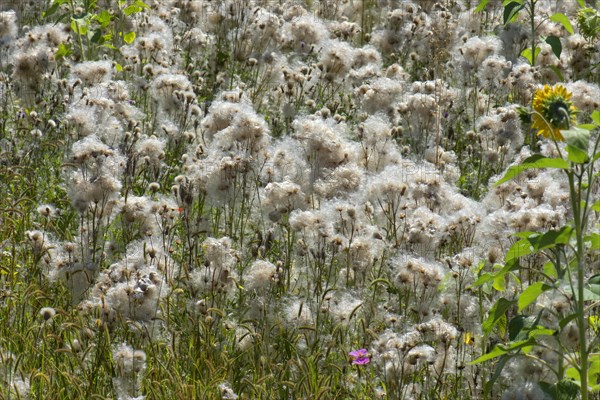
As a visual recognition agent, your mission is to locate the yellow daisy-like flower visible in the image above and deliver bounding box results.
[531,84,577,142]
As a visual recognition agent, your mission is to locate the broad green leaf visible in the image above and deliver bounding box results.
[483,297,514,335]
[565,366,580,382]
[545,35,562,59]
[550,13,574,34]
[90,29,103,44]
[71,19,88,35]
[115,63,123,72]
[493,274,506,291]
[469,345,507,364]
[495,155,568,186]
[527,326,555,338]
[471,262,519,289]
[563,126,590,150]
[44,1,61,18]
[543,261,557,279]
[504,338,538,351]
[508,315,530,341]
[559,313,578,330]
[514,231,537,239]
[588,275,600,296]
[576,0,584,7]
[589,315,600,330]
[503,0,522,5]
[124,4,143,15]
[518,282,551,311]
[563,127,590,163]
[135,0,150,9]
[506,239,533,261]
[539,380,580,400]
[578,124,596,130]
[54,43,71,60]
[592,110,600,125]
[584,233,600,250]
[497,313,507,338]
[95,10,112,27]
[521,47,541,64]
[124,31,136,44]
[472,272,495,287]
[564,285,599,301]
[530,226,572,250]
[504,1,525,25]
[475,0,491,12]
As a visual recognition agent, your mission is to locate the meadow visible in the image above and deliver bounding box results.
[0,0,599,398]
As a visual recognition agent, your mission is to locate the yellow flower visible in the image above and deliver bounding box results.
[531,84,577,141]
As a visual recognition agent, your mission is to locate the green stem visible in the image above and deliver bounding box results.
[530,0,537,66]
[567,167,588,400]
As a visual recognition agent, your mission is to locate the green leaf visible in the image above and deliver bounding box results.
[503,0,522,5]
[559,313,578,330]
[90,29,103,44]
[566,145,588,163]
[472,272,495,287]
[483,297,514,335]
[518,282,551,311]
[550,13,574,34]
[135,0,150,9]
[70,18,89,35]
[578,123,596,130]
[505,239,533,261]
[562,127,590,163]
[539,380,580,400]
[493,274,506,291]
[513,231,537,239]
[43,1,61,18]
[563,126,590,151]
[527,326,555,338]
[123,4,143,15]
[115,63,123,72]
[588,274,600,296]
[531,226,573,250]
[123,31,136,44]
[521,47,541,64]
[469,345,508,364]
[587,233,600,250]
[566,366,580,382]
[504,1,525,25]
[592,110,600,125]
[545,35,562,59]
[495,155,569,186]
[54,43,72,60]
[475,0,491,12]
[543,261,557,279]
[95,10,112,27]
[564,285,599,301]
[508,315,529,341]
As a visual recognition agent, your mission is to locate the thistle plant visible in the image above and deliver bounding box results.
[472,84,600,400]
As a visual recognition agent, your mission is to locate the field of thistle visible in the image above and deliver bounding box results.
[1,0,600,399]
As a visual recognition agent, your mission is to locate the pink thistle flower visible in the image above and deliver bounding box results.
[349,348,370,365]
